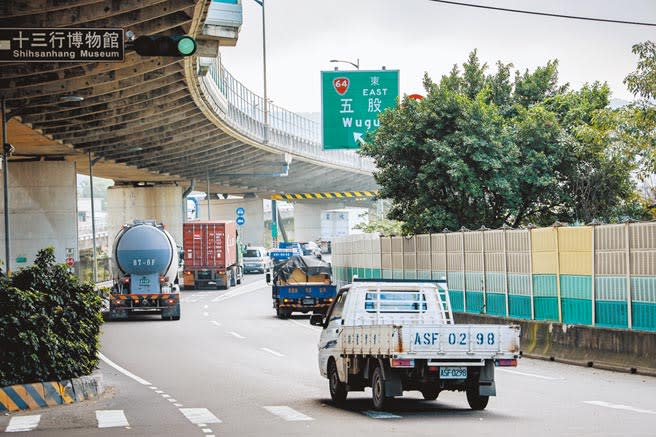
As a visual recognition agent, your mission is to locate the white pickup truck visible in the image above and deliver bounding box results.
[310,279,521,410]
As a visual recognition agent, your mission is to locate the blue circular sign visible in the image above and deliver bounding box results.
[236,207,245,216]
[236,216,245,226]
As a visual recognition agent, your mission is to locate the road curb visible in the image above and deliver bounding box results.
[0,373,104,413]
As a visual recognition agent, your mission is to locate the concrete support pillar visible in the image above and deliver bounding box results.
[107,184,183,245]
[294,201,346,243]
[0,161,78,272]
[206,197,266,247]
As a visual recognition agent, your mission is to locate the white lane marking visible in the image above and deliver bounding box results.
[168,398,178,402]
[229,331,245,339]
[363,410,402,419]
[584,401,656,415]
[179,408,222,424]
[261,347,285,357]
[174,403,183,407]
[149,386,158,390]
[99,352,152,385]
[210,321,222,327]
[155,390,164,394]
[211,281,265,302]
[496,368,564,380]
[263,406,313,421]
[6,415,41,432]
[204,305,209,309]
[162,394,171,398]
[203,312,209,317]
[202,430,212,434]
[289,318,322,332]
[96,410,129,428]
[197,424,207,427]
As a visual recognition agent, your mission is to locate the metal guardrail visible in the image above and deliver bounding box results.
[200,57,376,173]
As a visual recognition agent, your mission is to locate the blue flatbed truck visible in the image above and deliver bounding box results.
[266,254,337,319]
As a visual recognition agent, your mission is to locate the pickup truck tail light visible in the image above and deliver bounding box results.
[390,358,415,368]
[495,359,518,367]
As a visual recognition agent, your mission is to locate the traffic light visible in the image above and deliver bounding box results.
[133,35,197,57]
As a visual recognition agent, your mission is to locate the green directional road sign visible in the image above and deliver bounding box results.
[321,69,399,150]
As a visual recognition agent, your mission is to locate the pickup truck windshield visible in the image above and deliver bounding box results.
[364,290,427,313]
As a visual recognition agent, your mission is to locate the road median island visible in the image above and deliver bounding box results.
[454,313,656,376]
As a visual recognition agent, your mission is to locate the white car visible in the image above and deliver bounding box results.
[243,246,272,273]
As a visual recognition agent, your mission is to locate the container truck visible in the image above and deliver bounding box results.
[266,255,337,319]
[182,220,243,290]
[311,279,521,410]
[109,220,181,321]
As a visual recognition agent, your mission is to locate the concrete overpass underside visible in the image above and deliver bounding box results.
[0,0,377,197]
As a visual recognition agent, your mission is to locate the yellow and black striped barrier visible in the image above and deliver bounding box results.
[1,375,101,412]
[271,191,377,201]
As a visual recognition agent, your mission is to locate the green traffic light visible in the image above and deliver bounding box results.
[177,37,196,56]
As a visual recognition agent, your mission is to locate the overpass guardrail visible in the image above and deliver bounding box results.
[199,55,376,173]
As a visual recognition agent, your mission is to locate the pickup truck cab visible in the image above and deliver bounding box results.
[310,279,521,410]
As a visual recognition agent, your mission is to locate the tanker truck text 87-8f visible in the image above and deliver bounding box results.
[109,220,181,321]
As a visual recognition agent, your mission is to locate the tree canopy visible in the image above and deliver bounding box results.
[361,50,649,234]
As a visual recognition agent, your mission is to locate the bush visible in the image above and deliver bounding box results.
[0,247,103,386]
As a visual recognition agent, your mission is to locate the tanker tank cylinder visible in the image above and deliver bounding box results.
[112,220,179,281]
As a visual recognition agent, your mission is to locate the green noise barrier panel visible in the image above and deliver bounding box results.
[534,296,559,321]
[595,301,628,328]
[509,295,532,319]
[561,298,592,325]
[632,302,656,332]
[486,292,507,316]
[450,290,465,312]
[465,291,484,313]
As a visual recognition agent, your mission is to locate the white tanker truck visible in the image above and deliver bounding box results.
[108,220,181,321]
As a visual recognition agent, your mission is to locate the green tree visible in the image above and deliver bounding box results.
[354,218,404,236]
[361,50,647,233]
[623,41,656,184]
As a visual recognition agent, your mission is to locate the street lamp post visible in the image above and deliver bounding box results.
[254,0,269,143]
[0,97,13,276]
[329,58,360,70]
[88,151,101,283]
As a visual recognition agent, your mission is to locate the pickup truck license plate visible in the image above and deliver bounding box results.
[302,298,315,305]
[440,367,467,379]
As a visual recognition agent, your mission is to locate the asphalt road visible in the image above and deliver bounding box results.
[3,275,656,436]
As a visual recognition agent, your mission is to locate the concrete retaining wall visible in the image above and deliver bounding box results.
[454,312,656,375]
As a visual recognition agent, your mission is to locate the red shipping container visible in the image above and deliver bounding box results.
[183,221,237,270]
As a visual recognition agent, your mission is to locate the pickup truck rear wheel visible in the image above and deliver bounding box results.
[466,387,489,410]
[328,361,347,404]
[372,367,390,410]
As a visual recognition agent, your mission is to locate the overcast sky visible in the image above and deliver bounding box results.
[219,0,656,113]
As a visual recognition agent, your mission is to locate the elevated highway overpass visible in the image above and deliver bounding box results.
[0,0,379,268]
[0,0,377,195]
